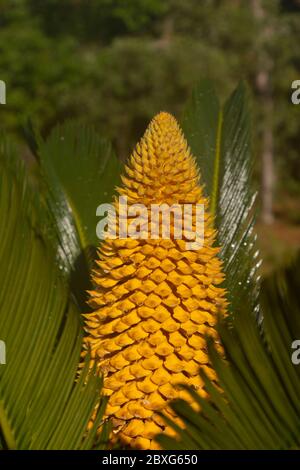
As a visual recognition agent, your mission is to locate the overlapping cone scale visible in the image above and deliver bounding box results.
[83,112,227,449]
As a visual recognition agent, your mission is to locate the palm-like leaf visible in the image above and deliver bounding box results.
[157,253,300,450]
[0,137,108,449]
[183,81,260,316]
[34,121,122,309]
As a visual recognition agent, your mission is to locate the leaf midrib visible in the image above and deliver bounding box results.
[0,399,16,449]
[210,110,223,218]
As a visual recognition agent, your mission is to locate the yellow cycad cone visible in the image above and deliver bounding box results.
[84,112,227,449]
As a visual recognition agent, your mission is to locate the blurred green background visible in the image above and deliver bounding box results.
[0,0,300,276]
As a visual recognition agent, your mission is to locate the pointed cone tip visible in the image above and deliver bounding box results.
[152,111,177,124]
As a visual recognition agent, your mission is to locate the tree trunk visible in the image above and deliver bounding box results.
[260,94,275,225]
[251,0,275,224]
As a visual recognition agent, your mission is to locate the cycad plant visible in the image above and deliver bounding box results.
[0,80,298,450]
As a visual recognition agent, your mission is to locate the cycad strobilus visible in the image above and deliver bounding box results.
[83,112,227,449]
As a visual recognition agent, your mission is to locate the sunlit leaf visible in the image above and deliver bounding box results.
[183,80,260,316]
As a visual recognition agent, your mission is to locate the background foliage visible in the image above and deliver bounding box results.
[1,0,300,276]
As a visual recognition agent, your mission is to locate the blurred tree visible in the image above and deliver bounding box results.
[0,0,85,137]
[0,0,299,216]
[27,0,167,41]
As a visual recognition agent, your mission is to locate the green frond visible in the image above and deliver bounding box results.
[183,80,260,317]
[0,136,107,449]
[28,121,123,310]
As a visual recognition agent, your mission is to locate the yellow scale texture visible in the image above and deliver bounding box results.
[83,112,227,449]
